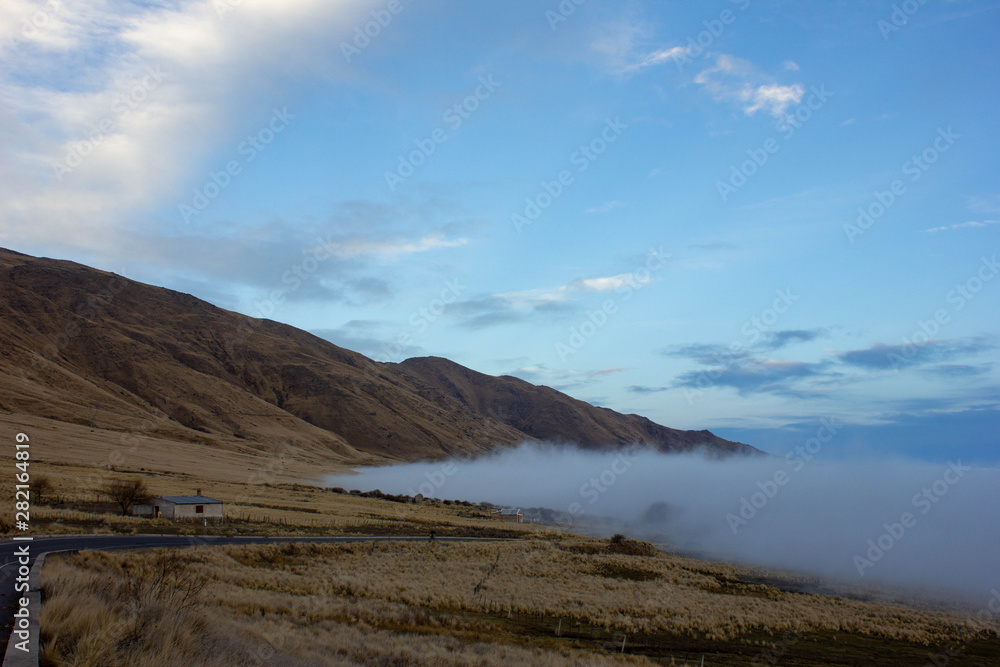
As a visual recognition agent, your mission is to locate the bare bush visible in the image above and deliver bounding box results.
[30,474,54,505]
[101,477,152,516]
[118,553,207,612]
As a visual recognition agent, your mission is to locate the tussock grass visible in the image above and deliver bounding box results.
[40,543,655,666]
[39,535,998,666]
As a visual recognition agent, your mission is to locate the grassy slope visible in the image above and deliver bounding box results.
[38,537,1000,666]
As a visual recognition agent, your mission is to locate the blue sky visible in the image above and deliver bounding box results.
[2,0,998,462]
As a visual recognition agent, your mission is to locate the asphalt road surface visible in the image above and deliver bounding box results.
[0,532,500,656]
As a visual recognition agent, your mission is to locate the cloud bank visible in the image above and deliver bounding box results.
[1,0,376,255]
[326,443,1000,603]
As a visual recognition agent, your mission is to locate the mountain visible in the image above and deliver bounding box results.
[0,248,758,465]
[397,357,753,455]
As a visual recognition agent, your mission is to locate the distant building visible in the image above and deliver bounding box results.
[134,495,224,520]
[491,508,523,523]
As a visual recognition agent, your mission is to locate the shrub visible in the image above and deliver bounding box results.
[100,478,152,516]
[31,474,55,505]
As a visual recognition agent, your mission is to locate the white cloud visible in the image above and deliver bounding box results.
[588,18,651,74]
[333,234,469,258]
[585,200,624,214]
[588,17,701,77]
[623,45,693,73]
[572,273,641,292]
[924,220,1000,233]
[587,26,803,121]
[741,83,804,117]
[495,287,567,308]
[694,54,804,119]
[498,271,646,307]
[0,0,376,258]
[694,53,754,79]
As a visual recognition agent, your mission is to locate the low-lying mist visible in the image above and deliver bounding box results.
[325,443,999,603]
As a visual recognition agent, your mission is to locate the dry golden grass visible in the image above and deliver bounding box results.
[7,459,544,538]
[0,412,358,488]
[40,545,652,666]
[38,535,997,666]
[1,412,546,538]
[212,539,987,643]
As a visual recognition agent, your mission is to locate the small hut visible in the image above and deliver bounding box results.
[491,508,523,523]
[134,494,223,520]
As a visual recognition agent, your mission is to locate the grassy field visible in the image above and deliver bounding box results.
[0,415,539,538]
[38,535,1000,666]
[9,457,541,538]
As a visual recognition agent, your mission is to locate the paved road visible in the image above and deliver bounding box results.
[0,532,501,657]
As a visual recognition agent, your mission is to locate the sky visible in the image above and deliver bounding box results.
[2,0,998,463]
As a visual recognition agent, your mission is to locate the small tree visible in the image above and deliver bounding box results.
[30,475,54,505]
[102,477,152,516]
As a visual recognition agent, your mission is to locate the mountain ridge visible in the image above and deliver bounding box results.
[0,247,759,464]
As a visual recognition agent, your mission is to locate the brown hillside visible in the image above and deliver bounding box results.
[0,248,757,468]
[397,356,754,455]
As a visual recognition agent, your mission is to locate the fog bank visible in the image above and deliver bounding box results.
[325,443,1000,602]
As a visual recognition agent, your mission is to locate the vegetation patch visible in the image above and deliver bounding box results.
[563,534,660,557]
[590,562,661,582]
[606,534,659,557]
